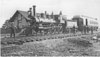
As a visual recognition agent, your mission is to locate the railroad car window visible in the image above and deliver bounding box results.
[90,21,98,24]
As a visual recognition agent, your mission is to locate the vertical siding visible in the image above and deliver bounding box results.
[13,13,30,29]
[19,16,29,28]
[14,19,18,27]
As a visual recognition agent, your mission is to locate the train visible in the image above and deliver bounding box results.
[23,5,98,36]
[2,5,98,36]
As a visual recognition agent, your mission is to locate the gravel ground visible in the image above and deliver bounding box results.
[1,36,100,56]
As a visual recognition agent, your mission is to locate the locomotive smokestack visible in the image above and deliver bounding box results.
[45,11,47,18]
[51,12,54,19]
[86,19,88,26]
[59,11,62,15]
[33,5,36,17]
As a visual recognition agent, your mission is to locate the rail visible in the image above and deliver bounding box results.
[1,33,97,47]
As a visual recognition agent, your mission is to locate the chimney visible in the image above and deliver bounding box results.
[28,8,32,17]
[29,8,32,16]
[33,5,36,17]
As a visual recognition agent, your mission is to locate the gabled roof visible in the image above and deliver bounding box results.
[9,10,31,22]
[18,10,31,20]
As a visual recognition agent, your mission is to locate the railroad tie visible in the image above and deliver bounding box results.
[60,36,63,39]
[25,39,30,42]
[70,35,72,37]
[19,40,25,43]
[58,36,61,39]
[51,37,54,39]
[62,36,64,38]
[26,40,30,42]
[59,36,61,38]
[30,39,34,42]
[66,35,68,37]
[54,37,57,39]
[61,36,64,38]
[13,41,23,45]
[36,39,39,41]
[7,41,13,45]
[79,34,81,36]
[38,38,42,41]
[43,38,47,40]
[67,35,69,37]
[48,37,51,39]
[1,42,8,45]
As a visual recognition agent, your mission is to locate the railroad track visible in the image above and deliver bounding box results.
[1,33,97,47]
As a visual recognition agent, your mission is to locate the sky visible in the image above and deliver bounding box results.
[0,0,100,28]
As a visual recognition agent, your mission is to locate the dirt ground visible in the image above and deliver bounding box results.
[1,35,100,56]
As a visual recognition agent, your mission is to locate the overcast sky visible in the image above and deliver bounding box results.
[0,0,100,28]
